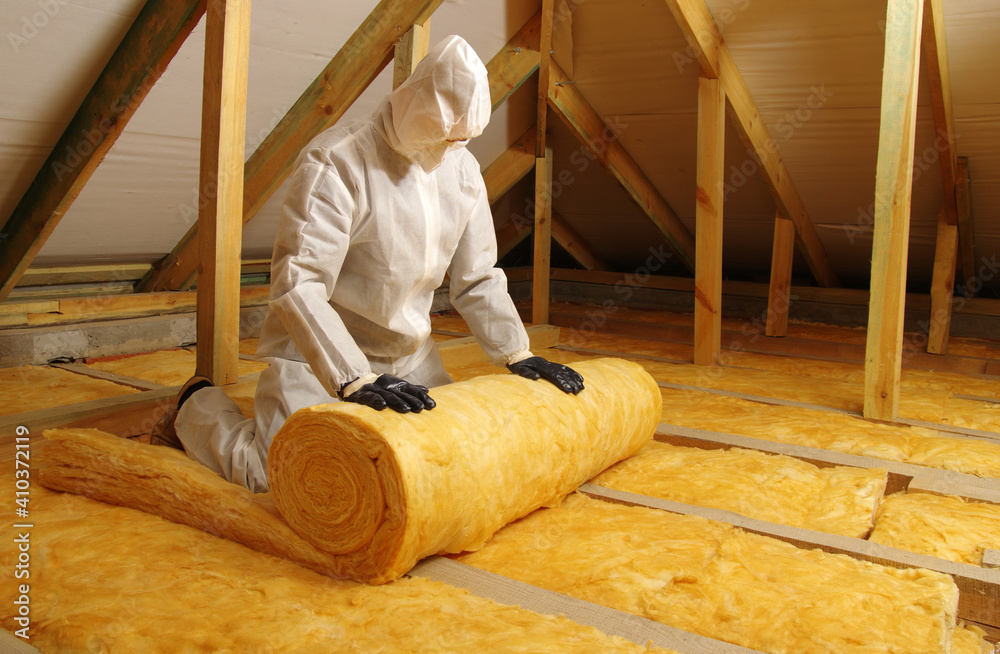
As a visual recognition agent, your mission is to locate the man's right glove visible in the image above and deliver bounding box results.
[507,356,585,394]
[343,374,436,413]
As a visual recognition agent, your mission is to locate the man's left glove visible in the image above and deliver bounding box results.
[343,374,436,413]
[507,356,585,394]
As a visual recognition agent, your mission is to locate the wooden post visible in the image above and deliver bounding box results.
[766,213,795,337]
[392,19,431,90]
[536,0,554,156]
[955,157,976,296]
[927,209,957,354]
[693,76,724,366]
[532,147,553,324]
[864,0,925,421]
[195,0,251,386]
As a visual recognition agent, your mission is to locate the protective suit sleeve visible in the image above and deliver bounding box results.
[448,166,532,366]
[268,162,372,397]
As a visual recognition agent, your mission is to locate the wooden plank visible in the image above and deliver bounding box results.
[694,75,724,366]
[195,0,251,386]
[138,0,445,292]
[661,0,839,288]
[0,0,207,302]
[985,550,1000,569]
[551,211,609,272]
[580,482,1000,630]
[532,148,553,324]
[24,286,269,326]
[536,0,554,156]
[16,263,152,287]
[48,362,166,391]
[411,557,765,654]
[907,475,1000,506]
[438,324,560,369]
[484,125,536,204]
[392,18,431,90]
[766,213,795,337]
[921,0,958,226]
[0,630,44,654]
[140,3,536,293]
[0,300,59,317]
[656,423,1000,503]
[547,62,696,273]
[864,0,925,422]
[927,208,958,354]
[956,157,977,296]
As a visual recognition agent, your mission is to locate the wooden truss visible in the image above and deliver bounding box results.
[0,0,980,420]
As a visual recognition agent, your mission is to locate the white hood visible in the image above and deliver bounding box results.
[376,35,492,172]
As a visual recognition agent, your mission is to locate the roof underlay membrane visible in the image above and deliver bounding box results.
[1,0,997,294]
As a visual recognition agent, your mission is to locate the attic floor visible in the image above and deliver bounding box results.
[1,303,998,652]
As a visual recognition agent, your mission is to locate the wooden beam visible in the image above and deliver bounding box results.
[927,209,958,354]
[955,157,977,296]
[694,76,724,366]
[195,0,251,386]
[532,147,553,324]
[662,0,840,288]
[766,213,795,337]
[921,0,958,227]
[536,0,555,156]
[392,18,431,90]
[547,62,696,273]
[864,0,925,421]
[551,211,609,272]
[496,219,532,261]
[483,125,536,204]
[141,5,540,294]
[137,0,446,293]
[0,0,207,302]
[16,263,152,287]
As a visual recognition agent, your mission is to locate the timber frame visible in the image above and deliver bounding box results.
[0,0,982,424]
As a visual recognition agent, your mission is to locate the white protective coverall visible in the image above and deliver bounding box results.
[175,35,532,492]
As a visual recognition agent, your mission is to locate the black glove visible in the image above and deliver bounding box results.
[343,374,436,413]
[507,356,585,394]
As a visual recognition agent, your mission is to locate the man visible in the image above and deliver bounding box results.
[152,35,583,492]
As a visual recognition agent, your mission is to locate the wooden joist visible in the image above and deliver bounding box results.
[546,62,696,273]
[0,0,208,302]
[864,0,925,422]
[661,0,839,289]
[15,263,152,287]
[693,75,725,366]
[139,4,539,294]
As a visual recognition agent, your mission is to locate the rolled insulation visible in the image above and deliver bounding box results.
[267,357,661,583]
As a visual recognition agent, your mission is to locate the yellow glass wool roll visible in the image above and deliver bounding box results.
[267,358,661,584]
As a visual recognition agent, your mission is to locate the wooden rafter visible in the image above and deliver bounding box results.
[195,0,251,386]
[864,0,925,421]
[551,211,609,272]
[662,0,840,288]
[921,0,958,225]
[484,126,536,204]
[547,62,696,273]
[139,3,541,293]
[0,0,208,302]
[392,18,432,90]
